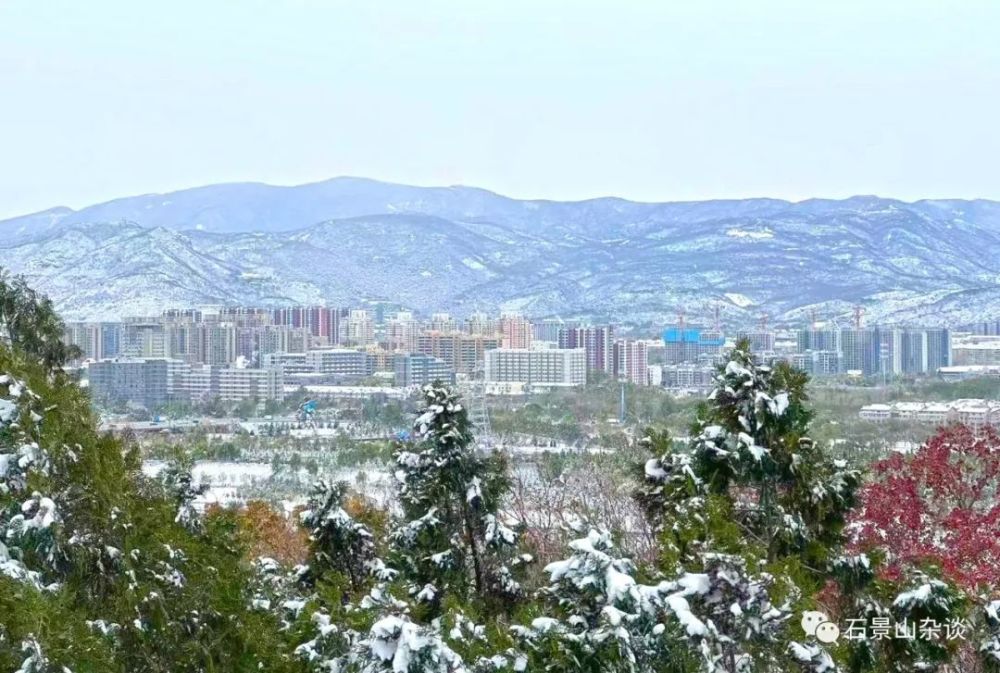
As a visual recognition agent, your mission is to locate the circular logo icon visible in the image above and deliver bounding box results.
[815,621,841,644]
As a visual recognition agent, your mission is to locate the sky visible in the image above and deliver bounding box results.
[1,0,999,219]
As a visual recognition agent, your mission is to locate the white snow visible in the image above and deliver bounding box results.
[644,458,668,480]
[724,292,755,308]
[725,227,774,240]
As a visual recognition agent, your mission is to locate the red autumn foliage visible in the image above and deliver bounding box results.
[849,424,1000,592]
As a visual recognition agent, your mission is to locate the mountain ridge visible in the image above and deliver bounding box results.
[2,178,1000,325]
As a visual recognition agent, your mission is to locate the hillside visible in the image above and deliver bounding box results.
[2,178,999,324]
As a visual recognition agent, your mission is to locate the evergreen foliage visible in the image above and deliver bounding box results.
[1,324,294,672]
[0,269,80,370]
[389,384,527,616]
[2,278,995,673]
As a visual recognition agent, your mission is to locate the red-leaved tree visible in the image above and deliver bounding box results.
[849,424,1000,592]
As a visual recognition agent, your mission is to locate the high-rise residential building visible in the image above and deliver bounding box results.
[791,325,947,377]
[558,325,614,374]
[386,312,419,352]
[534,318,576,343]
[100,323,122,359]
[88,358,180,409]
[344,309,375,346]
[840,327,882,375]
[613,339,649,385]
[254,326,309,361]
[925,328,951,371]
[163,308,204,324]
[898,329,928,373]
[736,330,776,354]
[216,307,272,327]
[500,313,533,349]
[881,327,947,376]
[171,364,284,403]
[393,353,455,387]
[415,332,500,374]
[198,324,239,365]
[959,320,1000,337]
[429,313,457,333]
[63,322,123,361]
[304,349,372,377]
[879,328,903,376]
[366,302,404,326]
[789,350,842,376]
[164,322,197,363]
[661,363,716,390]
[796,328,840,353]
[661,326,725,364]
[484,348,586,388]
[270,306,342,341]
[464,312,499,337]
[261,351,311,374]
[121,319,168,358]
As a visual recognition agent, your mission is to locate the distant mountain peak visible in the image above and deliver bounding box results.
[2,180,1000,324]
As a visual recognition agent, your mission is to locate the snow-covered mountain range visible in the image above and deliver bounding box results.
[3,177,1000,325]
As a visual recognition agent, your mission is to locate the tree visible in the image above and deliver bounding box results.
[818,555,967,673]
[850,424,1000,592]
[514,528,695,673]
[389,384,527,616]
[300,479,378,593]
[234,500,309,567]
[0,269,80,370]
[637,340,863,672]
[1,282,295,673]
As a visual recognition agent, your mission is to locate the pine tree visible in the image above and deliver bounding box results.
[1,282,296,673]
[0,269,80,370]
[637,340,862,672]
[981,600,1000,672]
[389,383,527,616]
[299,478,377,593]
[514,528,695,673]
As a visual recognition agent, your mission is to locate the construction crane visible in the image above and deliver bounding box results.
[853,305,864,330]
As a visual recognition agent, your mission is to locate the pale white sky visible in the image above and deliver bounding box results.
[1,0,998,218]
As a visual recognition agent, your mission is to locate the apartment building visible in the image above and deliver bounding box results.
[484,347,586,389]
[662,327,725,364]
[558,325,614,374]
[613,339,649,385]
[414,332,501,373]
[304,348,372,377]
[661,363,716,390]
[88,358,182,408]
[858,399,1000,428]
[393,353,455,387]
[500,313,533,349]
